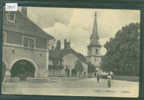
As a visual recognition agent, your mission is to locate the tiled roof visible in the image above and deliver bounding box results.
[3,11,54,40]
[49,48,87,64]
[89,12,101,47]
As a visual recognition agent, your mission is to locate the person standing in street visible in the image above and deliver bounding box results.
[97,72,100,83]
[110,71,114,79]
[107,72,112,88]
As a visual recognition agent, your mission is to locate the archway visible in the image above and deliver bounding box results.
[10,59,35,80]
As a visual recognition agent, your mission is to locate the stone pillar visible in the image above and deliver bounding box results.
[69,68,72,77]
[37,66,49,79]
[46,48,49,77]
[42,70,49,78]
[35,70,48,79]
[3,69,11,83]
[86,72,88,77]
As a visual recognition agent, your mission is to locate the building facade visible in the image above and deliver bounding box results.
[87,12,101,72]
[48,39,88,77]
[2,8,54,81]
[62,50,88,77]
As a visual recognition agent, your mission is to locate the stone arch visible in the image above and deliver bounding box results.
[2,62,6,82]
[9,57,38,78]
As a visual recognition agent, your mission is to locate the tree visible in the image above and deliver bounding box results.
[101,23,140,76]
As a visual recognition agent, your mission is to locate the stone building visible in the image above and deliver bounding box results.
[49,39,88,77]
[2,7,54,81]
[87,12,102,72]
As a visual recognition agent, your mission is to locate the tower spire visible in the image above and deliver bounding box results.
[87,11,101,71]
[90,12,100,46]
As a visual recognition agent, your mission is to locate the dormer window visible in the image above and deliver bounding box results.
[6,12,16,24]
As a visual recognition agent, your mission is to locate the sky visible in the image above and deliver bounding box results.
[26,7,140,56]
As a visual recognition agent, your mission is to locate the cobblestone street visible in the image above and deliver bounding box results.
[2,77,139,97]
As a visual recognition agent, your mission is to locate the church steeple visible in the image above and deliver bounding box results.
[90,12,100,46]
[87,11,101,70]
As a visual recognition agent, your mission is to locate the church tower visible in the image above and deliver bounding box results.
[87,12,101,71]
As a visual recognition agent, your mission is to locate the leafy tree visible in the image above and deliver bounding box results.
[101,23,140,76]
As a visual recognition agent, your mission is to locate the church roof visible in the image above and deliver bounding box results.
[60,48,87,63]
[49,48,87,64]
[89,12,101,46]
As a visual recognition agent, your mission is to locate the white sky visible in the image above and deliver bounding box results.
[27,7,140,56]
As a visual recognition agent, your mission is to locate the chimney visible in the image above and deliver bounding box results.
[64,39,67,49]
[64,39,71,49]
[21,7,27,16]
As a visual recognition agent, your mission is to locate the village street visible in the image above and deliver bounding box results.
[2,77,138,97]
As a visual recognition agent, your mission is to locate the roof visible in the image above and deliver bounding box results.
[49,48,87,64]
[89,12,101,46]
[3,11,54,40]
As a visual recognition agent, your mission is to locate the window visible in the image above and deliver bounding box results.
[23,36,35,49]
[6,12,16,23]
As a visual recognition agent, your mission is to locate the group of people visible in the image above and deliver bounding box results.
[95,71,114,88]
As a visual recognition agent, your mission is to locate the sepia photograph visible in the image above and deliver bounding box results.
[1,7,140,97]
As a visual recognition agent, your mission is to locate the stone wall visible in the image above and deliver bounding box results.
[3,44,49,81]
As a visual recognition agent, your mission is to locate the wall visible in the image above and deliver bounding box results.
[88,46,101,56]
[87,46,101,69]
[2,11,52,80]
[3,44,49,78]
[63,53,78,70]
[63,53,88,76]
[5,31,47,49]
